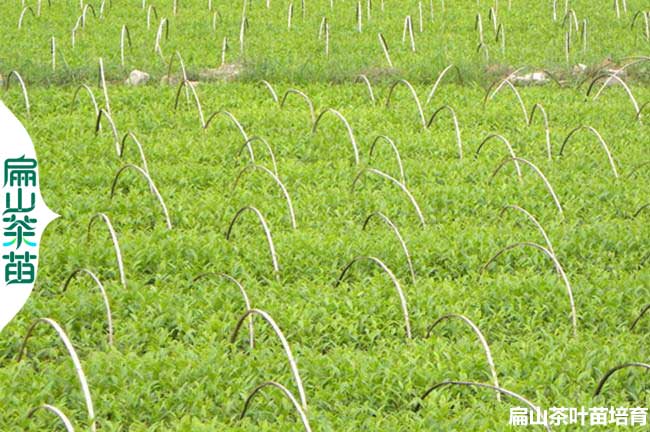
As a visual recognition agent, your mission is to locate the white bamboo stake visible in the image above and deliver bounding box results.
[408,16,416,51]
[5,71,31,118]
[325,21,330,56]
[288,2,293,30]
[27,405,75,432]
[335,256,412,338]
[313,108,360,163]
[231,309,307,409]
[120,25,131,67]
[476,13,484,44]
[378,33,393,67]
[240,382,312,431]
[552,0,557,21]
[154,18,168,59]
[18,7,35,30]
[98,57,111,115]
[18,318,97,432]
[61,269,114,346]
[88,213,127,288]
[110,164,173,229]
[221,37,228,65]
[318,16,326,39]
[357,1,363,32]
[239,16,246,55]
[147,5,157,29]
[226,207,279,273]
[51,36,56,71]
[426,314,501,400]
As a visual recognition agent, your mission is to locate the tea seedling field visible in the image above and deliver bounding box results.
[1,1,650,431]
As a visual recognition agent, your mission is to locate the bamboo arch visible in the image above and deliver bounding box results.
[231,309,308,410]
[368,135,406,184]
[27,404,75,432]
[481,242,577,335]
[239,381,312,431]
[193,272,255,348]
[352,168,426,227]
[87,213,126,288]
[490,157,563,216]
[110,164,172,229]
[559,126,619,178]
[18,318,96,432]
[426,105,463,159]
[4,70,31,117]
[226,206,279,273]
[237,136,278,175]
[414,381,551,432]
[362,212,416,283]
[386,79,426,128]
[425,314,500,400]
[335,256,412,339]
[232,164,296,229]
[70,84,99,121]
[312,108,360,164]
[62,268,113,345]
[476,134,520,177]
[594,363,650,396]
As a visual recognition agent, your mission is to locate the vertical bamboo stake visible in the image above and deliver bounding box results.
[51,36,56,71]
[318,16,326,39]
[221,36,228,65]
[497,24,506,54]
[99,57,111,115]
[325,21,330,56]
[288,2,293,30]
[240,0,247,56]
[379,32,393,67]
[239,16,246,55]
[357,1,362,32]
